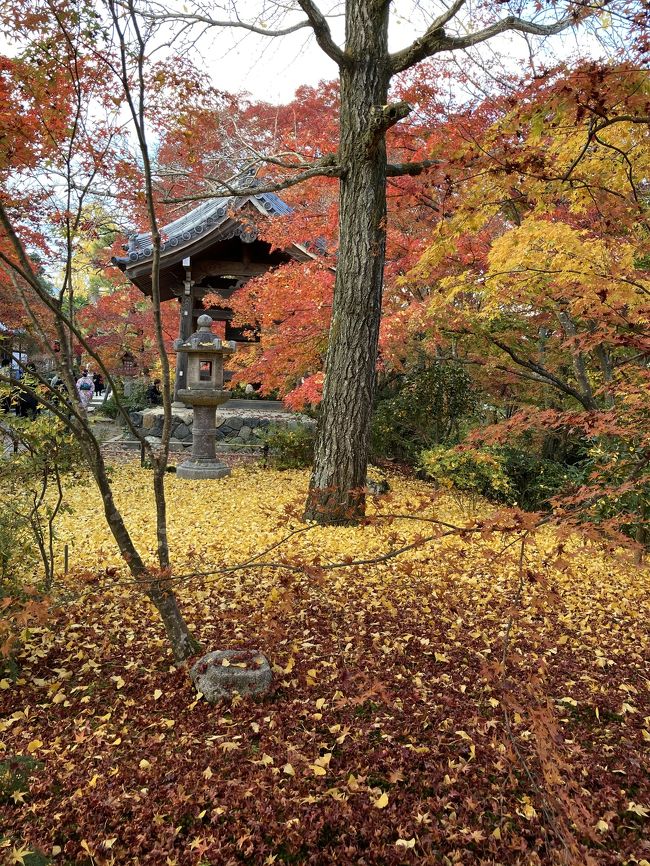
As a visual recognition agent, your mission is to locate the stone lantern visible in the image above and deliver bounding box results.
[174,314,236,480]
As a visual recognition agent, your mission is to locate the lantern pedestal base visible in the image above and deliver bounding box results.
[176,458,231,480]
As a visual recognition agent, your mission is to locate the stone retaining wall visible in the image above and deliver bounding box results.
[128,406,314,447]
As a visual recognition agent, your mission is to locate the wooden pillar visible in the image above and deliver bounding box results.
[173,260,194,405]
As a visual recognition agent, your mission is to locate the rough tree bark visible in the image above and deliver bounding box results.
[304,0,392,523]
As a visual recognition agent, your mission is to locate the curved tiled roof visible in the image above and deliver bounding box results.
[113,188,293,268]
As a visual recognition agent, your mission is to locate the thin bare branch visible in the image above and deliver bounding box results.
[391,8,579,74]
[142,7,313,39]
[296,0,345,65]
[161,157,343,203]
[386,158,440,177]
[488,336,594,408]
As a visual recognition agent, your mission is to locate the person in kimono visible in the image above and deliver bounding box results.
[75,369,95,409]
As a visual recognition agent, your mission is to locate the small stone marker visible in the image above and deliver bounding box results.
[190,649,272,703]
[366,477,390,495]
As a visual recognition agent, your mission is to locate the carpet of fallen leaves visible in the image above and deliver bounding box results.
[1,465,649,866]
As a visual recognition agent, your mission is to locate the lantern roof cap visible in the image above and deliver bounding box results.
[174,318,236,354]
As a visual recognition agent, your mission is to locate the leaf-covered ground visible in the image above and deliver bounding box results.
[1,466,649,865]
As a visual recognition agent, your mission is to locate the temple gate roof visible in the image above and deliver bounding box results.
[112,184,313,302]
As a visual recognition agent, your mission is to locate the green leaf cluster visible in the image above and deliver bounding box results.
[419,445,512,507]
[371,364,477,462]
[262,425,315,470]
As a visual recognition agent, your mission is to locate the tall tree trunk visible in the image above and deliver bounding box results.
[557,311,597,410]
[304,0,390,524]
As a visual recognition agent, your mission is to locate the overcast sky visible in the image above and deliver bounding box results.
[157,2,433,104]
[159,1,582,105]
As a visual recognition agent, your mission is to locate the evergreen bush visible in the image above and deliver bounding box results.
[262,425,314,469]
[371,365,477,462]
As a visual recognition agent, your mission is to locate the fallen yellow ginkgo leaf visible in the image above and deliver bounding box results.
[395,838,415,848]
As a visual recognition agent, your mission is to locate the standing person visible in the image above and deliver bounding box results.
[146,378,162,406]
[93,372,104,397]
[76,369,95,410]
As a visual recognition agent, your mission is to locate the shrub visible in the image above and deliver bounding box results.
[419,445,512,512]
[420,442,588,513]
[583,440,649,560]
[0,509,37,583]
[499,446,585,511]
[262,425,314,470]
[371,365,477,462]
[101,380,150,419]
[0,415,84,589]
